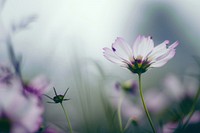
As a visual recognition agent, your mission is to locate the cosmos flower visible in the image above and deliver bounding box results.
[144,89,170,114]
[0,64,44,132]
[115,79,138,95]
[163,74,199,100]
[103,36,179,74]
[108,83,143,123]
[162,111,200,133]
[0,87,43,133]
[24,75,51,98]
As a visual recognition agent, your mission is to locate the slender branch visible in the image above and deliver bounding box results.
[138,74,156,133]
[60,103,73,133]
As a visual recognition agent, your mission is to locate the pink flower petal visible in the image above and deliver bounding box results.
[103,47,127,66]
[132,35,142,57]
[150,49,176,67]
[132,36,154,59]
[112,37,132,61]
[169,41,179,49]
[148,40,169,60]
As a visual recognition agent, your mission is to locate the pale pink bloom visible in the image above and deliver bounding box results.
[115,79,138,95]
[183,111,200,124]
[103,36,179,74]
[121,98,143,122]
[144,89,170,114]
[24,75,51,97]
[0,64,51,98]
[163,74,199,101]
[0,88,43,133]
[0,64,23,91]
[162,122,178,133]
[162,111,200,133]
[43,127,58,133]
[108,83,143,122]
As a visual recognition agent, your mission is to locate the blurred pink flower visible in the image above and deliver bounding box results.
[0,64,51,98]
[0,64,22,91]
[115,79,138,95]
[108,82,143,122]
[103,36,178,74]
[163,74,199,101]
[144,89,170,114]
[42,127,58,133]
[0,88,43,133]
[162,111,200,133]
[0,64,46,132]
[24,75,52,98]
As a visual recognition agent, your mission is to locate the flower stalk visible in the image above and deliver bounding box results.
[118,94,124,133]
[44,87,73,133]
[138,74,156,133]
[60,103,73,133]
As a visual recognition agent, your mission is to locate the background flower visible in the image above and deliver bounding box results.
[0,87,43,133]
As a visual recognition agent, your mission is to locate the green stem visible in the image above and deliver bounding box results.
[118,95,124,133]
[124,117,133,131]
[182,86,200,129]
[138,74,156,133]
[60,103,73,133]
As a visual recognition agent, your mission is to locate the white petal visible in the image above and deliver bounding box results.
[155,45,177,62]
[103,47,127,66]
[132,36,154,59]
[134,36,147,57]
[132,35,142,57]
[169,41,179,49]
[112,37,132,61]
[141,36,154,59]
[148,40,170,61]
[150,60,168,67]
[150,49,176,67]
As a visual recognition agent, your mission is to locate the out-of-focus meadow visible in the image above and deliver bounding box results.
[1,0,200,133]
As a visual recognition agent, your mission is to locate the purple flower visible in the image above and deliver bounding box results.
[0,88,43,133]
[144,89,170,114]
[108,84,143,122]
[42,127,58,133]
[103,36,179,74]
[163,74,199,100]
[162,111,200,133]
[115,80,138,95]
[24,75,51,98]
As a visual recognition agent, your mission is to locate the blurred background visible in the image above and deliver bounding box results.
[1,0,200,132]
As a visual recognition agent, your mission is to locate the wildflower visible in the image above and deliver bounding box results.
[24,75,51,98]
[44,87,70,104]
[0,87,43,133]
[109,84,143,127]
[163,74,199,100]
[103,36,179,74]
[162,111,200,133]
[38,124,59,133]
[103,36,179,133]
[115,80,138,95]
[144,89,170,114]
[44,87,73,133]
